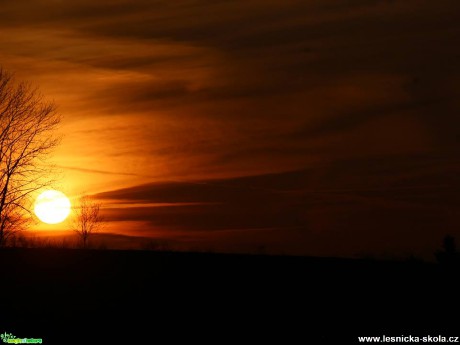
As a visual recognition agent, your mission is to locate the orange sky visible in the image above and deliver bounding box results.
[2,0,460,259]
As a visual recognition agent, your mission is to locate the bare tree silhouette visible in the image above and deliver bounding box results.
[0,68,61,246]
[72,195,102,248]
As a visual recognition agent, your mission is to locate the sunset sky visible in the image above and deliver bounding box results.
[2,0,460,258]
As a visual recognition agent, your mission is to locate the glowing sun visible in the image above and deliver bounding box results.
[34,190,71,224]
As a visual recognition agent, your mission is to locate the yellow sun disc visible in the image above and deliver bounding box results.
[34,190,71,224]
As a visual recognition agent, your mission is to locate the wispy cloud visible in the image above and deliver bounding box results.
[56,165,143,177]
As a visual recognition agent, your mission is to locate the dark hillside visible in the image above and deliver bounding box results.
[0,248,458,343]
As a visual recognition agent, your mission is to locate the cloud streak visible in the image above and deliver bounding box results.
[95,158,460,257]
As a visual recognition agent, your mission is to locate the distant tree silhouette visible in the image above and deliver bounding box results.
[435,234,459,265]
[442,235,456,253]
[0,68,61,246]
[72,195,102,248]
[142,239,170,251]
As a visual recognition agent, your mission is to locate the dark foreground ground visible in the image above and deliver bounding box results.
[0,248,458,344]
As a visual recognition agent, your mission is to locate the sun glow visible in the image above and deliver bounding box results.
[34,190,71,224]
